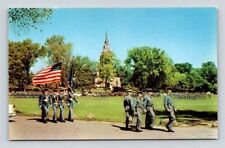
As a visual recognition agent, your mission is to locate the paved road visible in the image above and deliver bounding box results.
[9,116,218,140]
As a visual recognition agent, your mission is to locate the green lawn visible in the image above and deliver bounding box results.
[9,95,217,125]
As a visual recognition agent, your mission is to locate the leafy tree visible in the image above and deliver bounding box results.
[173,63,193,91]
[175,63,192,74]
[166,71,187,90]
[9,8,53,35]
[9,39,46,90]
[98,50,116,91]
[200,61,217,84]
[186,69,207,92]
[200,61,217,92]
[125,47,174,90]
[71,56,97,91]
[44,35,73,85]
[114,60,133,88]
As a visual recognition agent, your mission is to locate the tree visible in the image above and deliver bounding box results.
[200,61,217,92]
[98,50,116,91]
[44,35,73,85]
[71,56,97,91]
[9,39,46,90]
[200,61,217,84]
[9,8,53,35]
[175,63,192,74]
[166,70,187,91]
[114,60,133,88]
[173,63,193,91]
[125,47,174,90]
[186,69,207,92]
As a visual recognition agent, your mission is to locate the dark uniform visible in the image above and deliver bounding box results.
[131,95,137,129]
[66,90,79,121]
[50,92,58,123]
[123,93,133,130]
[58,91,65,122]
[143,94,155,129]
[164,94,176,132]
[38,92,50,123]
[135,94,144,132]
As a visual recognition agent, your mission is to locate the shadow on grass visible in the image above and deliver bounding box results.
[155,110,217,120]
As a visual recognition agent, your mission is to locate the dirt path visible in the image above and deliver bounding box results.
[9,116,218,140]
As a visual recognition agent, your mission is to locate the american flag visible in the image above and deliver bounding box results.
[32,63,62,85]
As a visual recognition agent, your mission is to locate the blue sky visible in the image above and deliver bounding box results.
[8,8,217,73]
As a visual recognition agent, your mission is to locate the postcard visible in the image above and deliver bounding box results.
[8,8,217,140]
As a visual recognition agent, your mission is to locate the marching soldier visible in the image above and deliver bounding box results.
[130,92,137,131]
[58,89,65,122]
[143,91,155,129]
[38,89,50,123]
[135,92,144,132]
[66,87,79,122]
[164,90,176,132]
[123,89,133,130]
[50,89,58,123]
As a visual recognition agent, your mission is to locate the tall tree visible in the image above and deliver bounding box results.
[125,47,174,90]
[71,56,96,91]
[98,50,116,91]
[173,63,193,91]
[114,60,133,88]
[186,69,207,92]
[44,35,73,85]
[200,61,217,84]
[200,61,217,92]
[9,39,46,90]
[9,8,53,35]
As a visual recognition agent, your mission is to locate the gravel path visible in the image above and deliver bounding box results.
[9,116,218,140]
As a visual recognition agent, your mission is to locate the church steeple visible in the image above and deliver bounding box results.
[105,32,108,43]
[103,32,110,52]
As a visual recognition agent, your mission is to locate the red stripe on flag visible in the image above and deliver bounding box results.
[33,77,61,84]
[32,77,61,83]
[32,73,61,81]
[33,78,61,84]
[32,64,61,85]
[33,70,61,79]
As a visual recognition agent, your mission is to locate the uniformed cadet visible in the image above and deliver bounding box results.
[164,90,176,132]
[135,92,144,132]
[143,91,155,129]
[66,87,79,122]
[58,89,65,122]
[50,89,58,123]
[130,92,137,131]
[123,89,133,130]
[38,89,50,123]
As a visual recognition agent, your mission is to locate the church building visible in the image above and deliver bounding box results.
[94,33,121,90]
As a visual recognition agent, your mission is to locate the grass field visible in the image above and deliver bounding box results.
[9,95,217,125]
